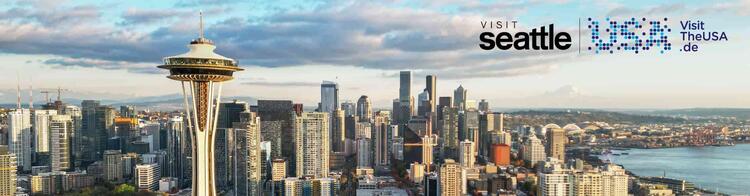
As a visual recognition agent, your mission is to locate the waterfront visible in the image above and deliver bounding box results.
[602,144,750,195]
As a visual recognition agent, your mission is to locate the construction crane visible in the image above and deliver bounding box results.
[56,87,70,102]
[40,91,52,103]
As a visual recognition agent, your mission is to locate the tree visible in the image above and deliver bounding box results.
[113,184,136,196]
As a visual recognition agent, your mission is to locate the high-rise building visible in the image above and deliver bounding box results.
[113,117,137,153]
[373,111,391,167]
[80,100,99,165]
[478,99,489,113]
[320,81,339,142]
[218,100,249,129]
[491,144,511,167]
[8,108,32,171]
[271,159,287,181]
[458,140,475,168]
[439,159,462,196]
[157,13,244,196]
[294,112,330,178]
[601,164,628,196]
[214,128,232,192]
[331,110,345,152]
[135,163,160,191]
[460,109,480,152]
[441,107,459,160]
[62,105,82,168]
[341,101,356,117]
[538,165,573,196]
[256,100,294,174]
[33,110,57,154]
[523,135,546,167]
[104,150,123,182]
[417,89,430,117]
[165,115,185,184]
[453,85,467,111]
[396,71,413,125]
[119,105,136,118]
[355,122,372,139]
[410,162,425,184]
[49,114,72,171]
[233,112,261,196]
[425,75,437,114]
[546,128,566,162]
[356,95,372,122]
[0,147,17,196]
[437,97,452,136]
[479,112,504,158]
[320,81,339,113]
[95,105,116,160]
[356,138,371,168]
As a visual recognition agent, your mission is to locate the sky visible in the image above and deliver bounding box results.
[0,0,749,109]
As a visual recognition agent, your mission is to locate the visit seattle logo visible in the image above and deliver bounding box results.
[585,17,729,54]
[477,18,729,54]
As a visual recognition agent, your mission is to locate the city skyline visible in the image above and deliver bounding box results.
[1,0,750,109]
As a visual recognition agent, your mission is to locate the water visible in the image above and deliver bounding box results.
[602,144,750,195]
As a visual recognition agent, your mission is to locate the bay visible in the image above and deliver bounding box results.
[602,144,750,195]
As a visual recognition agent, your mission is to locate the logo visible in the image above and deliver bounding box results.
[478,20,572,51]
[586,17,672,54]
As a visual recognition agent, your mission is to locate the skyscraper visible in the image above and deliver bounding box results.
[0,146,17,196]
[63,105,82,168]
[453,85,467,111]
[233,111,261,196]
[33,110,57,154]
[524,135,546,167]
[104,150,123,182]
[340,101,356,117]
[294,112,330,178]
[256,100,293,171]
[439,159,462,196]
[165,115,185,183]
[356,138,371,168]
[458,140,475,168]
[157,13,244,196]
[441,107,459,160]
[396,71,413,124]
[546,128,566,162]
[356,95,372,122]
[417,89,430,117]
[80,100,100,165]
[136,163,160,191]
[320,81,339,113]
[49,114,72,171]
[460,109,480,152]
[373,111,391,167]
[119,105,136,118]
[425,75,437,113]
[478,99,489,113]
[331,110,345,152]
[8,109,32,171]
[218,100,249,129]
[113,117,137,153]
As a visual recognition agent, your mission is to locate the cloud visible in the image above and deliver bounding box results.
[0,0,745,80]
[43,57,163,74]
[242,81,320,87]
[118,8,192,26]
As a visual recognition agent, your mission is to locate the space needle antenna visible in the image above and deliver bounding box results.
[199,11,204,39]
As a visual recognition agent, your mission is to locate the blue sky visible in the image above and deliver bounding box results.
[0,0,749,108]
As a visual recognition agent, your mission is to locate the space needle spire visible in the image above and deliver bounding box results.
[157,12,243,196]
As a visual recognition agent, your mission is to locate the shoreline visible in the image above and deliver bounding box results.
[597,144,750,195]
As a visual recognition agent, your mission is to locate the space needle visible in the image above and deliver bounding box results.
[158,12,243,196]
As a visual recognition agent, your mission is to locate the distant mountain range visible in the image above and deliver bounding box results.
[630,108,750,120]
[0,89,257,111]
